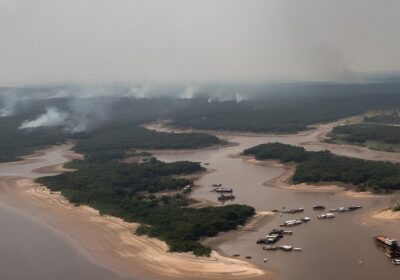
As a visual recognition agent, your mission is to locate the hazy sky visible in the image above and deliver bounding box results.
[1,0,399,85]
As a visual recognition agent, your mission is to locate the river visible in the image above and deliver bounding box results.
[0,124,399,280]
[0,146,128,280]
[149,122,400,280]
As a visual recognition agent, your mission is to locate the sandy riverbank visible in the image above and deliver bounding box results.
[371,209,400,221]
[0,145,274,280]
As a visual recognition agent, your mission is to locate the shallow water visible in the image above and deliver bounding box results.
[0,147,129,280]
[0,203,127,280]
[156,133,400,280]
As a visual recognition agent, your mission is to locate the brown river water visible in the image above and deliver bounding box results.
[0,148,128,280]
[0,122,399,280]
[150,122,400,280]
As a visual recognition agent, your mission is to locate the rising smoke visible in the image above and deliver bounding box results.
[19,107,69,129]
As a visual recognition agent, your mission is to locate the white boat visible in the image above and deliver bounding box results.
[392,259,400,265]
[318,213,335,219]
[301,217,311,222]
[279,245,293,251]
[293,247,302,251]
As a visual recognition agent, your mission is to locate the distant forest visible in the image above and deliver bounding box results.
[364,111,400,124]
[243,142,400,192]
[171,84,400,132]
[328,110,400,152]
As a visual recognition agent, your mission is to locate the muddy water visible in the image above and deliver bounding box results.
[154,131,400,280]
[0,147,128,280]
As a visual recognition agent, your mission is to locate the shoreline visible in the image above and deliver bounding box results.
[0,145,274,280]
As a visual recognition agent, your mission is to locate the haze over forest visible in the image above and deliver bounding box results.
[1,0,400,86]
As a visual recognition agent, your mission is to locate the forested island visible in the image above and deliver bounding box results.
[37,157,254,256]
[364,111,400,124]
[328,123,400,152]
[0,116,222,163]
[31,124,252,256]
[243,142,400,192]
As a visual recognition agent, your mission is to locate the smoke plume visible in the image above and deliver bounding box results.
[19,107,69,129]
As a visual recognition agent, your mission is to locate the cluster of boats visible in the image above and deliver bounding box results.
[256,228,293,244]
[280,217,311,227]
[210,184,235,202]
[374,235,400,265]
[257,229,302,252]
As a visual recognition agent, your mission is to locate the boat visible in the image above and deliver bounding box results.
[232,253,240,257]
[263,246,278,251]
[270,229,284,234]
[204,162,210,166]
[214,187,233,193]
[318,213,335,219]
[301,217,311,222]
[328,208,339,212]
[218,194,235,201]
[338,207,351,212]
[293,247,302,251]
[181,185,192,193]
[282,219,302,227]
[313,205,326,210]
[283,230,293,235]
[348,205,362,211]
[211,183,222,187]
[245,256,252,259]
[282,208,304,214]
[263,258,267,263]
[279,245,293,251]
[392,259,400,265]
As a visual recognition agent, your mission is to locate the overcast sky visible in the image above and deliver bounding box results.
[1,0,399,85]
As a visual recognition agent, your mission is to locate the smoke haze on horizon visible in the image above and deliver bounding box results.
[1,0,400,85]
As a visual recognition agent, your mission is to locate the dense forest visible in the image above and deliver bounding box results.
[330,124,400,144]
[36,158,254,256]
[0,113,221,163]
[74,124,221,161]
[243,142,400,192]
[0,116,68,162]
[171,84,400,133]
[364,111,400,124]
[328,123,400,152]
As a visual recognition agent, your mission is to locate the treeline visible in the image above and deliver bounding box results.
[74,124,222,161]
[243,142,400,192]
[330,123,400,145]
[36,158,254,256]
[364,111,400,124]
[0,116,68,162]
[0,116,221,163]
[172,85,400,133]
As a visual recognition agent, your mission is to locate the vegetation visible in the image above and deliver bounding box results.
[364,111,400,124]
[392,203,400,212]
[36,158,254,256]
[328,123,400,152]
[172,85,400,133]
[0,116,68,162]
[74,124,222,161]
[243,142,400,192]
